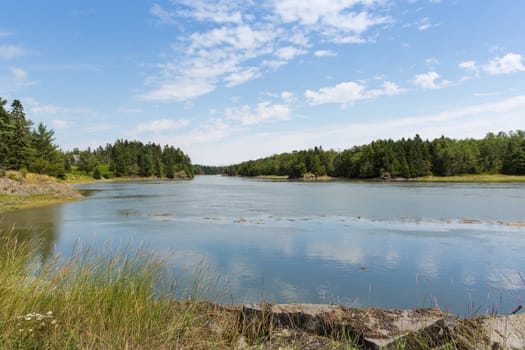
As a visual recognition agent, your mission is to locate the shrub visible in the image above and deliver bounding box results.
[93,167,102,180]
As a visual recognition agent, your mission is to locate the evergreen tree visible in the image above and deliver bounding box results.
[7,100,33,169]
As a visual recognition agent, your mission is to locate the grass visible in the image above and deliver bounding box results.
[0,194,80,214]
[413,174,525,182]
[0,230,241,349]
[0,228,368,349]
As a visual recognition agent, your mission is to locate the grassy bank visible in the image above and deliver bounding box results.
[0,194,80,214]
[0,231,363,349]
[254,174,335,181]
[0,172,82,214]
[413,174,525,182]
[251,173,525,183]
[0,232,237,349]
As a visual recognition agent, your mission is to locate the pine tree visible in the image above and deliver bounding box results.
[7,100,33,169]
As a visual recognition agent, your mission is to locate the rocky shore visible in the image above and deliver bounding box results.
[0,172,80,197]
[226,303,525,349]
[0,172,82,212]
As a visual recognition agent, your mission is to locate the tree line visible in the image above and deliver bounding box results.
[222,132,525,179]
[74,140,193,179]
[0,98,193,179]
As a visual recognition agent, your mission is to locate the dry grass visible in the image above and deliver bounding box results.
[0,231,241,349]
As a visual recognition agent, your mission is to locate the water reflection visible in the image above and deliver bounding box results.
[1,176,524,315]
[0,205,61,261]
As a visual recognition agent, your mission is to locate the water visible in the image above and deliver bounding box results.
[2,176,525,315]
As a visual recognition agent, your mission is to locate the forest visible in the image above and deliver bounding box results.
[0,98,193,179]
[2,97,525,181]
[222,132,525,179]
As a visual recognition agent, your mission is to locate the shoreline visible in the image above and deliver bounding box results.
[243,173,525,183]
[2,172,524,214]
[0,173,194,214]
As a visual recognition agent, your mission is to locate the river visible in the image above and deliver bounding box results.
[2,175,524,315]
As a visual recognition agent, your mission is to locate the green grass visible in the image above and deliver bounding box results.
[413,174,525,182]
[0,231,241,349]
[0,194,81,214]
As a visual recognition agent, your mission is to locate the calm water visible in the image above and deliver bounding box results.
[2,176,525,315]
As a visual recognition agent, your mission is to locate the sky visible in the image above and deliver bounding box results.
[1,0,525,165]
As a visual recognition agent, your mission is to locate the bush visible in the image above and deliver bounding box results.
[0,169,5,177]
[93,167,102,180]
[20,168,28,178]
[8,173,20,181]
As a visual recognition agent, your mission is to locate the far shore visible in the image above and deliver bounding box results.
[247,173,525,183]
[0,172,193,214]
[2,172,524,214]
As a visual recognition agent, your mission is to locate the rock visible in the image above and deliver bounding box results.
[239,304,449,349]
[234,335,249,350]
[231,303,525,349]
[482,314,525,349]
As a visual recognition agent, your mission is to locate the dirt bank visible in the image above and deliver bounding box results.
[0,172,82,213]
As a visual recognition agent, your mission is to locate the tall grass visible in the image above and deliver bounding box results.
[0,230,239,349]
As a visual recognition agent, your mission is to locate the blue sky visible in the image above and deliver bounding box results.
[1,0,525,165]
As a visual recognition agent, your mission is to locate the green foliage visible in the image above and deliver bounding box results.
[92,167,102,180]
[225,132,525,179]
[76,140,193,179]
[0,98,66,178]
[1,98,192,181]
[193,165,226,175]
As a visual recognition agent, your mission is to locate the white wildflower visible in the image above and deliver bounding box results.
[46,311,53,316]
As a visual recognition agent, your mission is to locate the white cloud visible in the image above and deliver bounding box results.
[51,119,73,129]
[11,68,37,87]
[131,118,191,134]
[144,0,391,101]
[483,53,525,75]
[225,102,292,125]
[314,50,337,57]
[417,17,438,31]
[413,71,449,89]
[150,4,176,25]
[173,0,243,24]
[273,0,387,29]
[141,80,215,101]
[189,25,274,51]
[381,81,404,95]
[281,91,296,103]
[26,98,96,118]
[459,60,478,72]
[224,67,261,87]
[425,57,440,67]
[305,81,364,106]
[0,45,27,60]
[31,103,60,115]
[272,0,390,43]
[275,46,307,60]
[305,80,403,106]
